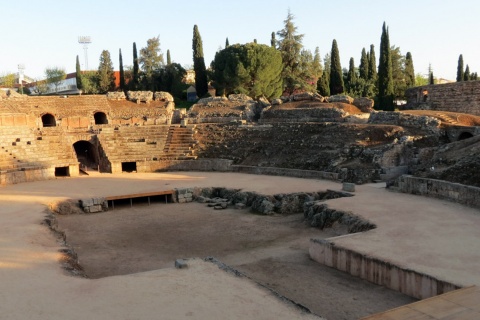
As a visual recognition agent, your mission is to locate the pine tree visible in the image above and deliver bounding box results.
[368,44,377,82]
[192,25,209,97]
[329,39,344,95]
[464,64,470,81]
[225,38,230,48]
[377,22,394,110]
[404,52,415,88]
[98,50,115,93]
[277,10,305,94]
[119,49,125,92]
[167,49,171,65]
[75,55,83,91]
[456,54,464,82]
[270,32,276,48]
[133,42,139,89]
[346,57,357,92]
[359,48,369,80]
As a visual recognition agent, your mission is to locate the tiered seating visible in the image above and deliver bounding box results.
[97,125,171,162]
[162,126,197,160]
[97,125,197,162]
[0,127,78,171]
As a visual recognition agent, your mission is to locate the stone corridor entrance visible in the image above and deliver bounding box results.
[73,140,98,170]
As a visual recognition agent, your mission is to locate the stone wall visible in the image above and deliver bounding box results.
[259,107,347,123]
[405,81,480,116]
[0,167,54,186]
[230,165,339,181]
[149,159,233,172]
[309,239,460,299]
[368,111,441,134]
[394,175,480,208]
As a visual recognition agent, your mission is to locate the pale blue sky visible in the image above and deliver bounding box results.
[1,0,478,81]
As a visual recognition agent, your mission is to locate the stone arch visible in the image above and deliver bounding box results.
[94,111,108,125]
[458,132,474,141]
[73,140,98,169]
[41,113,56,127]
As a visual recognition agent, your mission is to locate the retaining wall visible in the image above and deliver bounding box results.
[405,81,480,116]
[230,165,339,181]
[395,175,480,208]
[309,239,460,299]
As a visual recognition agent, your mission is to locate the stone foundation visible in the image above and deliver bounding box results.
[309,239,460,299]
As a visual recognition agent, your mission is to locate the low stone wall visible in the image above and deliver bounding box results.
[149,159,233,172]
[309,239,460,299]
[0,167,54,186]
[230,165,339,181]
[260,107,347,123]
[395,175,480,208]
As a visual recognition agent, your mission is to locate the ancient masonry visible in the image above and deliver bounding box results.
[0,91,197,185]
[405,80,480,116]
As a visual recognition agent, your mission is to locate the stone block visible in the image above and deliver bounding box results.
[342,182,356,192]
[93,197,105,205]
[89,205,103,213]
[235,203,246,209]
[79,198,94,208]
[178,198,187,203]
[175,259,188,269]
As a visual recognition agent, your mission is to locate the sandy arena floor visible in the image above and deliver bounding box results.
[1,172,479,319]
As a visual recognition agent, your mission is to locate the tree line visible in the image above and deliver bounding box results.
[21,11,478,110]
[75,36,188,99]
[209,14,415,110]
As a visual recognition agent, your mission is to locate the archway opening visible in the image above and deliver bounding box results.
[73,140,97,170]
[94,112,108,125]
[41,113,56,127]
[458,132,474,141]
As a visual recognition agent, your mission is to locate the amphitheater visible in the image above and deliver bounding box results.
[1,88,480,319]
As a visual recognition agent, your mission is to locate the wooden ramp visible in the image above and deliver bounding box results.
[362,286,480,319]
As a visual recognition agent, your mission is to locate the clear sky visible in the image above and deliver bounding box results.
[1,0,478,81]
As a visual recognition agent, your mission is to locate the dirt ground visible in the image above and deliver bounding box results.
[56,201,415,320]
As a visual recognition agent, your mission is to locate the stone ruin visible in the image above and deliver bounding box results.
[0,88,479,193]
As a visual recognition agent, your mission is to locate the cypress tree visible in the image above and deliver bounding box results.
[377,22,394,110]
[192,25,209,97]
[429,71,434,85]
[133,42,139,89]
[346,57,356,92]
[368,44,377,82]
[464,64,470,81]
[225,38,230,48]
[312,47,323,81]
[329,39,344,95]
[359,48,369,80]
[167,49,171,65]
[270,32,276,48]
[119,49,125,91]
[75,55,83,91]
[98,50,115,93]
[317,72,330,97]
[456,54,464,82]
[404,52,415,88]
